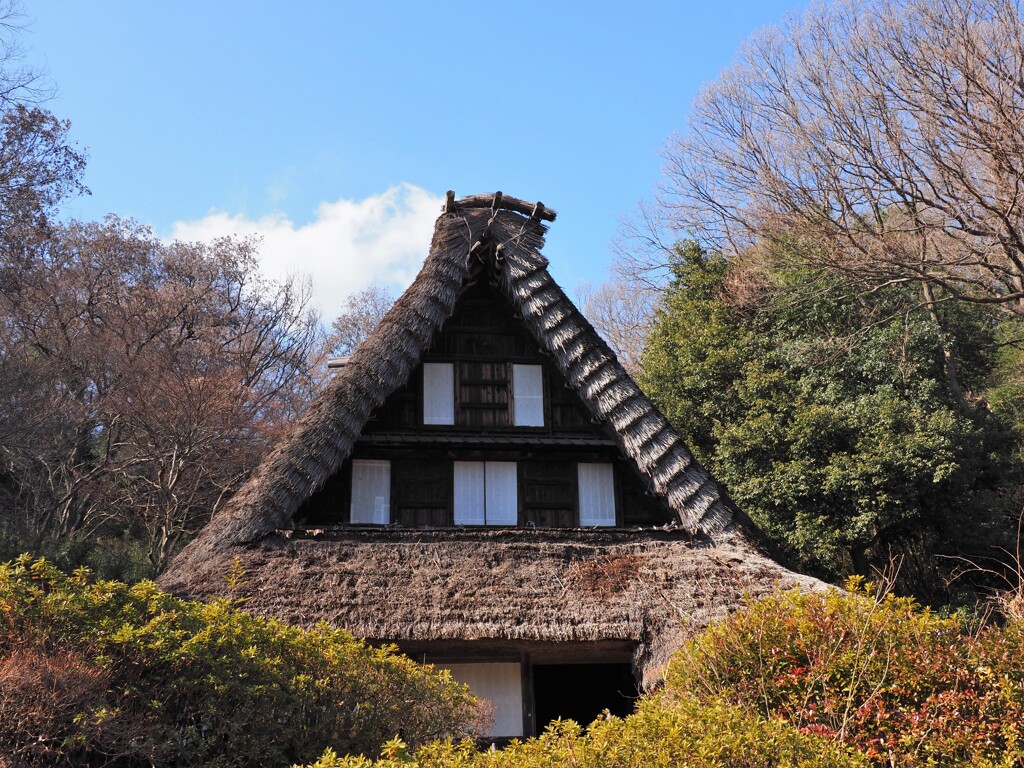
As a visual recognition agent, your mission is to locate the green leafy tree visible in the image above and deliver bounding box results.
[641,243,1020,591]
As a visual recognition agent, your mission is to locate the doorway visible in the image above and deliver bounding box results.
[531,663,639,733]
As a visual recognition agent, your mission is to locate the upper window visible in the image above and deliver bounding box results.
[512,364,544,426]
[423,363,455,425]
[422,362,544,428]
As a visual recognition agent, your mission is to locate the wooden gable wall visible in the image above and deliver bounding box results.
[296,277,675,528]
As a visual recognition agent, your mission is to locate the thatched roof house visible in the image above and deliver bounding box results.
[161,192,824,738]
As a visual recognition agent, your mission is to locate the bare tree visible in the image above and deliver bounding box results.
[651,0,1024,318]
[576,279,657,375]
[0,218,321,572]
[0,107,87,248]
[0,0,49,108]
[322,285,395,358]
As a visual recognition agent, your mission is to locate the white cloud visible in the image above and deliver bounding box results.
[170,183,443,318]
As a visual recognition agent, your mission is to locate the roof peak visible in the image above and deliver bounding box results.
[444,191,557,223]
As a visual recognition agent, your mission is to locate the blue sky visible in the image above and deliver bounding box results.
[22,1,803,317]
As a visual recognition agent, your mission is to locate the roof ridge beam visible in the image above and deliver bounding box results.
[447,190,557,222]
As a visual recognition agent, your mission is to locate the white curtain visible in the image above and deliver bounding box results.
[443,663,523,737]
[454,461,518,525]
[485,462,518,525]
[454,461,486,525]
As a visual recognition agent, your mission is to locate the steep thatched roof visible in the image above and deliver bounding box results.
[164,526,824,687]
[164,192,754,579]
[160,192,823,672]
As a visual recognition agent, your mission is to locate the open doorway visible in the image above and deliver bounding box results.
[531,663,639,733]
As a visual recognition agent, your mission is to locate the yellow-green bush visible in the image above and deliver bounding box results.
[301,696,868,768]
[302,582,1024,768]
[0,556,482,767]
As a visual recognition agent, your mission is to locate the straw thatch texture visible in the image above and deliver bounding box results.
[162,192,754,589]
[163,527,825,688]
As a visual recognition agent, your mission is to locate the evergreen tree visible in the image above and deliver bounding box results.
[641,243,1022,595]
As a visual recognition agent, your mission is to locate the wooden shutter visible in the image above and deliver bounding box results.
[521,460,577,527]
[512,364,544,426]
[454,461,486,525]
[485,462,518,525]
[457,361,511,427]
[578,463,616,526]
[350,460,390,524]
[423,363,455,425]
[393,457,452,526]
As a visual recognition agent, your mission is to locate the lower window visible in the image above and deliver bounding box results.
[454,461,518,525]
[350,459,390,524]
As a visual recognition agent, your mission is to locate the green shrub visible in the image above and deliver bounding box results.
[666,580,1024,766]
[0,556,483,767]
[300,696,868,768]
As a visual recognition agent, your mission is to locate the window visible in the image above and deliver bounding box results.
[578,463,616,526]
[512,364,544,426]
[350,459,390,524]
[454,461,518,525]
[423,363,455,425]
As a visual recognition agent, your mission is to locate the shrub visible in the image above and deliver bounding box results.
[300,696,868,768]
[0,556,483,767]
[666,581,1024,766]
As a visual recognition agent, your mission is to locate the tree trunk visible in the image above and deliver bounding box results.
[849,545,871,577]
[921,281,969,414]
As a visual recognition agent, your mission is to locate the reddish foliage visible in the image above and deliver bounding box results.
[667,582,1024,766]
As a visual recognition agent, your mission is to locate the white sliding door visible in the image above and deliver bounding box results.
[454,461,486,525]
[485,462,518,525]
[443,662,524,738]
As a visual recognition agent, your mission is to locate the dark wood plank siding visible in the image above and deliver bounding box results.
[369,373,419,428]
[393,457,452,527]
[295,457,352,525]
[619,461,674,526]
[457,361,511,427]
[548,382,593,432]
[520,460,577,527]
